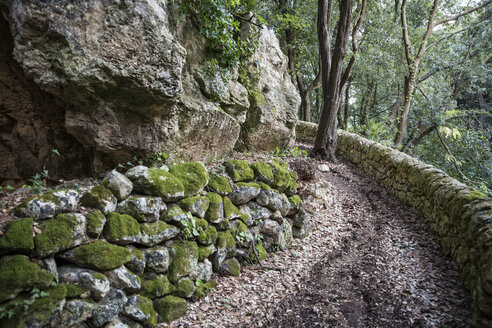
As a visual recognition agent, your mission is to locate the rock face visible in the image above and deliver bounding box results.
[0,1,300,181]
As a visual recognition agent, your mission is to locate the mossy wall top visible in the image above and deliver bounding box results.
[295,121,492,327]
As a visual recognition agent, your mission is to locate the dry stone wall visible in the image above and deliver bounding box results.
[295,121,492,327]
[0,159,311,327]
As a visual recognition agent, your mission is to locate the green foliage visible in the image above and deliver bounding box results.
[271,146,308,158]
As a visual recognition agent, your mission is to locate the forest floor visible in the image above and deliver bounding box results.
[171,143,472,328]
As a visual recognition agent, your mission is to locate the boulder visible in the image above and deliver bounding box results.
[104,170,133,201]
[15,189,80,220]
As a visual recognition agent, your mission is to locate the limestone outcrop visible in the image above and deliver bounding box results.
[0,1,300,183]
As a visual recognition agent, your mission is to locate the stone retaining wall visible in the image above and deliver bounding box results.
[0,159,311,327]
[295,121,492,327]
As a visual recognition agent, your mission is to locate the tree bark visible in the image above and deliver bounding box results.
[313,0,353,161]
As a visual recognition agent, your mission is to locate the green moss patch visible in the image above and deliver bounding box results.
[216,230,235,250]
[69,240,131,271]
[205,192,224,223]
[178,196,210,218]
[147,168,185,201]
[134,295,157,327]
[169,162,209,197]
[197,224,217,246]
[208,175,232,195]
[34,213,87,258]
[103,212,140,244]
[194,279,217,299]
[86,210,106,238]
[269,161,292,192]
[249,243,267,262]
[0,217,34,255]
[223,196,242,221]
[63,283,88,298]
[252,162,274,183]
[80,185,115,212]
[154,295,188,323]
[168,241,199,283]
[173,278,195,298]
[0,255,54,302]
[141,274,174,299]
[224,160,254,182]
[198,245,214,261]
[161,205,187,223]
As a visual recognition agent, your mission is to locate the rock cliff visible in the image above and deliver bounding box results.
[0,0,300,183]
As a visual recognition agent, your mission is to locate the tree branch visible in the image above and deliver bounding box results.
[401,0,413,65]
[435,0,492,26]
[435,127,473,183]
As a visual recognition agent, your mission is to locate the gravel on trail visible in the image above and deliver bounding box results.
[169,156,471,328]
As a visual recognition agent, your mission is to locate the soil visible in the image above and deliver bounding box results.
[172,146,471,327]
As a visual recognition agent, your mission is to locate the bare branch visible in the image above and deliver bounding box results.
[401,0,413,65]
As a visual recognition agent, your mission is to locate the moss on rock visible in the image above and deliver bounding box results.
[34,213,87,258]
[198,245,214,261]
[161,205,187,223]
[0,217,34,255]
[64,283,88,298]
[224,160,254,182]
[86,210,106,238]
[197,223,217,246]
[252,161,274,183]
[68,240,131,271]
[257,182,272,190]
[178,196,210,218]
[270,161,292,192]
[103,212,140,244]
[173,278,195,298]
[141,274,174,299]
[169,162,209,197]
[465,190,488,202]
[0,255,54,302]
[249,243,267,262]
[80,185,116,213]
[154,295,188,322]
[1,284,67,328]
[208,174,232,195]
[205,192,224,223]
[216,230,235,250]
[168,241,199,283]
[135,295,158,327]
[223,196,242,221]
[147,168,185,201]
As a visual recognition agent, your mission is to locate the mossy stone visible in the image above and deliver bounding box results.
[140,221,179,246]
[208,174,233,195]
[214,219,230,231]
[285,177,298,196]
[169,162,209,197]
[231,220,249,241]
[1,284,67,328]
[137,295,158,327]
[465,190,488,202]
[126,245,146,275]
[220,258,241,276]
[257,182,272,190]
[34,213,87,258]
[80,185,116,213]
[0,217,34,255]
[223,196,242,221]
[270,161,292,192]
[141,274,174,299]
[161,205,187,223]
[249,243,267,262]
[154,295,188,322]
[168,241,199,283]
[205,192,224,223]
[216,230,235,250]
[103,212,140,244]
[252,162,274,183]
[0,255,54,302]
[198,245,214,261]
[147,168,185,201]
[289,195,302,206]
[86,210,106,238]
[64,283,88,298]
[69,240,131,271]
[224,160,254,182]
[178,196,210,218]
[173,278,195,298]
[200,224,218,246]
[194,279,217,299]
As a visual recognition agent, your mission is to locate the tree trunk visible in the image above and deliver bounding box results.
[313,0,353,161]
[343,79,351,129]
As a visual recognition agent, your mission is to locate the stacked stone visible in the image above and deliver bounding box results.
[295,121,318,142]
[0,159,311,327]
[334,130,492,328]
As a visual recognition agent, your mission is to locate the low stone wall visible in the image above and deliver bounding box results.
[0,159,311,327]
[295,121,491,327]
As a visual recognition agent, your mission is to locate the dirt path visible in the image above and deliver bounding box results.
[171,157,471,328]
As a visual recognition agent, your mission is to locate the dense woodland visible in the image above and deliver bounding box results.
[179,0,491,195]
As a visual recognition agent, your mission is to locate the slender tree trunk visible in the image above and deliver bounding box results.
[343,79,351,129]
[313,0,353,160]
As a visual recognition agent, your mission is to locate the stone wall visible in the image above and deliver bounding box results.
[0,159,311,327]
[295,121,492,327]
